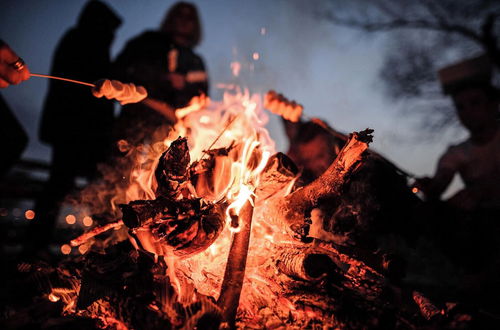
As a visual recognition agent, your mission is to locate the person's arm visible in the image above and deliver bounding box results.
[415,149,458,200]
[0,40,30,88]
[141,98,177,124]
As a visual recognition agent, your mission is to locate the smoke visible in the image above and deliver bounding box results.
[203,0,339,94]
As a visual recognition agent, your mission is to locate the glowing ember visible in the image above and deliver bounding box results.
[24,209,35,220]
[48,293,60,302]
[65,214,76,224]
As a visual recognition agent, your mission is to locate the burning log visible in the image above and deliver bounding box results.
[70,220,124,247]
[274,129,373,239]
[412,291,443,321]
[256,152,298,202]
[121,197,226,258]
[189,145,235,202]
[118,137,228,258]
[275,247,341,282]
[218,198,255,328]
[155,136,191,198]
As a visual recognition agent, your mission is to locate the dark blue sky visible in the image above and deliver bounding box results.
[0,0,465,195]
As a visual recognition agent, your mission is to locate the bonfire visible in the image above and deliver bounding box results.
[2,87,473,329]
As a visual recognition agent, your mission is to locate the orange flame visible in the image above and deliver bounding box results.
[76,87,299,317]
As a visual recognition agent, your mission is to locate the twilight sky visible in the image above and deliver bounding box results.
[0,0,466,194]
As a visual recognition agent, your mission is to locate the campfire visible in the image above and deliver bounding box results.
[3,87,473,329]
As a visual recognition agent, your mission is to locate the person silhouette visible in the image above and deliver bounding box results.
[416,54,500,211]
[27,0,122,253]
[414,55,500,299]
[112,2,208,146]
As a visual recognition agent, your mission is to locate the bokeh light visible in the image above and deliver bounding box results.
[25,209,35,220]
[60,244,71,255]
[83,216,93,227]
[65,214,76,224]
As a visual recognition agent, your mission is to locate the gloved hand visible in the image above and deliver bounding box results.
[264,90,303,122]
[92,79,147,105]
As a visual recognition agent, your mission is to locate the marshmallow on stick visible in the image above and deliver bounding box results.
[264,90,303,122]
[92,79,147,105]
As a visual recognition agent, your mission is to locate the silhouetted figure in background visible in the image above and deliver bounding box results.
[113,1,208,146]
[0,94,28,177]
[417,55,500,211]
[28,1,122,252]
[415,55,500,305]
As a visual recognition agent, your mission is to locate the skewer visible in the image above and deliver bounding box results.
[70,220,124,247]
[30,73,95,87]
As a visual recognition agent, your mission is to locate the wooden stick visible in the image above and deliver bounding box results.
[217,198,255,328]
[70,220,124,247]
[30,73,95,87]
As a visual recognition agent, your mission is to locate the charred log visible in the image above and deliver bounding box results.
[256,152,298,202]
[412,291,443,321]
[189,145,235,201]
[120,197,179,229]
[155,137,191,198]
[120,197,227,258]
[275,129,373,239]
[275,247,342,282]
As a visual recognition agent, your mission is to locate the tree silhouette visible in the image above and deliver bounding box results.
[320,0,500,132]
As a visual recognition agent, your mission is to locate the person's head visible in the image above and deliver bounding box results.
[77,0,122,42]
[451,83,499,133]
[439,54,499,133]
[160,2,202,48]
[288,121,341,181]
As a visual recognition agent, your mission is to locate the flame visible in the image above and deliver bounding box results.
[69,87,301,321]
[48,293,60,302]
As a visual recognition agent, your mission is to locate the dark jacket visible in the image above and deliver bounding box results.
[114,30,208,109]
[39,0,121,152]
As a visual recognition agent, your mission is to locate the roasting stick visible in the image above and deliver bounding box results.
[30,73,95,87]
[200,112,242,159]
[265,91,417,180]
[70,220,124,247]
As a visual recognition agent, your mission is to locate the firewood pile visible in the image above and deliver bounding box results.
[0,94,488,329]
